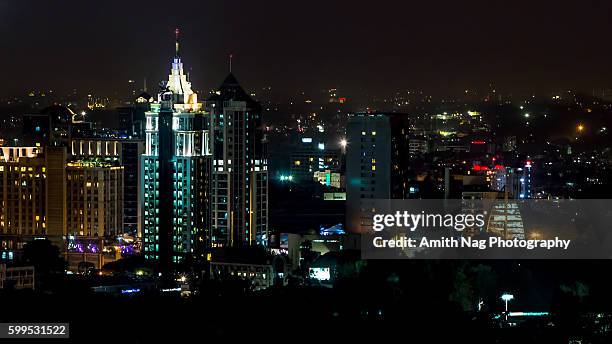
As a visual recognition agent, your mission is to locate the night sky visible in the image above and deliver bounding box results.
[2,0,612,98]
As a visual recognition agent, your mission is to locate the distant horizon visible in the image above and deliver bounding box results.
[3,0,612,99]
[4,83,612,104]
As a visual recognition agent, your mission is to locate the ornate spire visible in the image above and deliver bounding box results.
[174,28,180,57]
[164,29,199,110]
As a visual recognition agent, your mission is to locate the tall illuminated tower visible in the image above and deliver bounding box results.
[345,112,410,233]
[519,159,532,199]
[346,113,391,234]
[206,73,268,247]
[141,30,211,271]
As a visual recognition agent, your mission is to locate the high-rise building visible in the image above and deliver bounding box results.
[0,146,67,262]
[44,147,68,243]
[389,114,411,199]
[490,167,523,200]
[70,138,144,237]
[346,114,391,234]
[141,30,211,270]
[206,73,268,247]
[120,141,144,237]
[0,147,47,237]
[345,112,410,233]
[116,91,152,139]
[519,160,533,199]
[290,135,341,182]
[486,202,525,240]
[66,160,124,237]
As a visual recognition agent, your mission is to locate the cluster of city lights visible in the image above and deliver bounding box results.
[279,175,294,182]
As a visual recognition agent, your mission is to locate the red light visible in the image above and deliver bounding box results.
[494,165,504,170]
[471,140,486,145]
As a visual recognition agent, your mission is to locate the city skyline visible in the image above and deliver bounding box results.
[3,0,612,98]
[2,2,612,342]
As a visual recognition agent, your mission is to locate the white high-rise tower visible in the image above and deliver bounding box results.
[141,30,211,269]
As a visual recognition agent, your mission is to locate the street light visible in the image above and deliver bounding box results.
[339,138,347,154]
[501,293,514,312]
[280,175,293,182]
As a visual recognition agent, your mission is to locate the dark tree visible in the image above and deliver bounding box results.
[22,239,65,273]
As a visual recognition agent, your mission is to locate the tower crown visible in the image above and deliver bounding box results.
[160,29,200,111]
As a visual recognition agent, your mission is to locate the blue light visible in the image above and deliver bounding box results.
[121,288,140,294]
[508,312,549,317]
[319,223,345,236]
[280,175,294,182]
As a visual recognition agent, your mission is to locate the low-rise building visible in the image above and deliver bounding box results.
[207,248,287,290]
[209,262,273,291]
[0,264,35,290]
